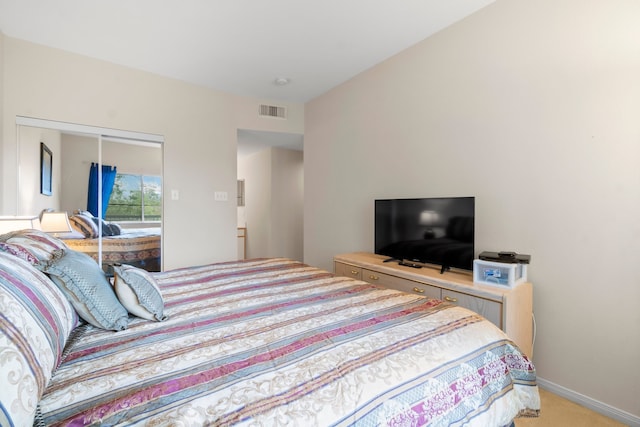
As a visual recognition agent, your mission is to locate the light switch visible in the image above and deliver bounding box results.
[214,191,228,201]
[171,190,179,200]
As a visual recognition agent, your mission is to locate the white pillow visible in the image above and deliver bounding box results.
[113,264,167,321]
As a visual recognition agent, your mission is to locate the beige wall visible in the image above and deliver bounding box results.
[305,0,640,420]
[1,36,303,269]
[16,126,62,215]
[59,134,97,214]
[238,147,303,261]
[239,149,271,258]
[271,148,303,261]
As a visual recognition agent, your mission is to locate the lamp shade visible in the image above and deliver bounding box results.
[419,210,440,226]
[40,211,72,234]
[0,216,41,234]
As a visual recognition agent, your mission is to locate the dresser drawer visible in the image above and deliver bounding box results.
[362,269,441,299]
[334,262,362,280]
[441,289,502,329]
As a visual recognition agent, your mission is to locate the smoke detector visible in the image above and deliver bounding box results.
[273,77,291,86]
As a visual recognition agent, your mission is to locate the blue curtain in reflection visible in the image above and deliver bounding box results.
[87,163,117,217]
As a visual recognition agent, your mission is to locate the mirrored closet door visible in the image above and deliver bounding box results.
[15,116,164,272]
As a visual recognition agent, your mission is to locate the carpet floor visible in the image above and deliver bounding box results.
[515,388,627,426]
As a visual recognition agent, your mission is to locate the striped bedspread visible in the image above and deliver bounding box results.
[37,258,539,426]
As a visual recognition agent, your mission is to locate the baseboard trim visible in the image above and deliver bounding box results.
[537,377,639,427]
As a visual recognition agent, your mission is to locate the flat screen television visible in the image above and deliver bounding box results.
[374,197,475,273]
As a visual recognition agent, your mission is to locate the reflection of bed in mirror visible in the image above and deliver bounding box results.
[62,212,161,272]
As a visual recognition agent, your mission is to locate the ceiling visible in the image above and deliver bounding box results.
[0,0,495,155]
[0,0,494,104]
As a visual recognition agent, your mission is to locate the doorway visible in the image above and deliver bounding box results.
[237,129,303,261]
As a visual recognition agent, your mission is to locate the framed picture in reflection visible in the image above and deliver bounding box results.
[40,142,52,196]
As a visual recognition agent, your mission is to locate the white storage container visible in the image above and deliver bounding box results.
[473,259,527,288]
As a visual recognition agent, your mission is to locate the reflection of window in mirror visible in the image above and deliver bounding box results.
[237,179,245,207]
[106,173,162,222]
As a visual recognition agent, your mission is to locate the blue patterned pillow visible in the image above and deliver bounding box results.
[42,250,129,331]
[113,264,167,321]
[0,252,78,426]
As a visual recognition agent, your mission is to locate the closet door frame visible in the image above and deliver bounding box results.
[15,115,164,268]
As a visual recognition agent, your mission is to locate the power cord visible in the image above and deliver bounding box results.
[531,312,537,355]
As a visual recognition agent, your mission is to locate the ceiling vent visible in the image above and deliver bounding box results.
[259,104,287,119]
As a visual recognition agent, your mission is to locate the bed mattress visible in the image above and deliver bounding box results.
[37,258,539,426]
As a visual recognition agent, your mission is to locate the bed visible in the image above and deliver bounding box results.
[62,227,162,273]
[0,229,540,427]
[59,211,161,273]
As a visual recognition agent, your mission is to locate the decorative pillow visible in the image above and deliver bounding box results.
[90,217,123,237]
[0,229,68,264]
[0,252,78,426]
[106,222,122,236]
[113,264,167,321]
[91,216,113,236]
[74,209,94,218]
[69,214,99,238]
[0,241,40,265]
[42,250,129,331]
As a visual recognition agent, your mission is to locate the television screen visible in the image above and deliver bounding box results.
[374,197,475,272]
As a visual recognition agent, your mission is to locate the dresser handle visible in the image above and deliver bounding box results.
[368,275,379,281]
[350,270,359,276]
[444,296,458,303]
[413,287,425,294]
